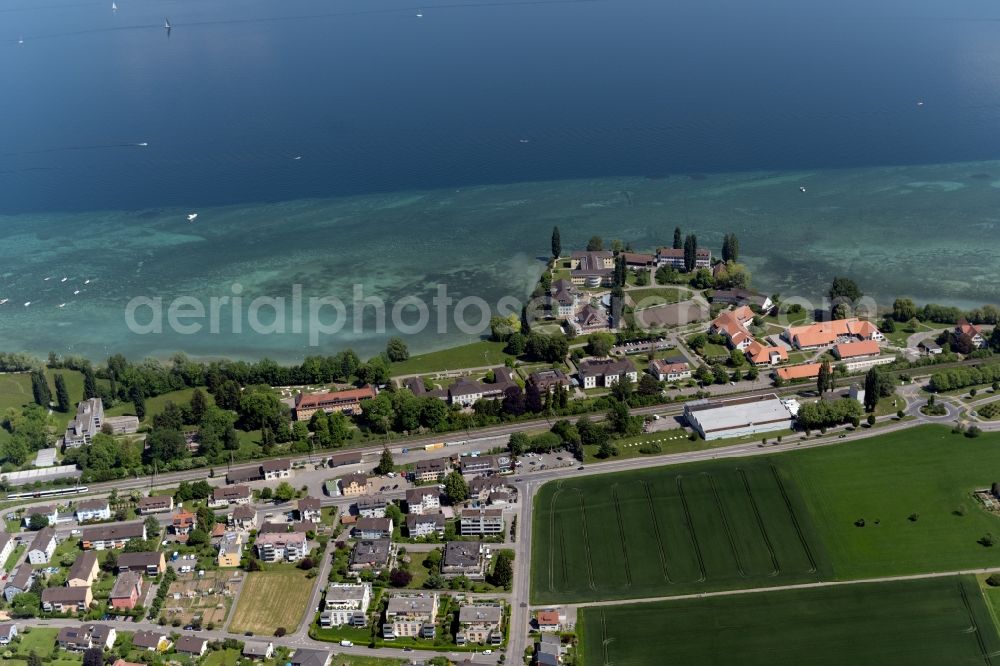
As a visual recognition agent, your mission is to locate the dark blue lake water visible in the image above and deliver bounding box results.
[1,0,1000,361]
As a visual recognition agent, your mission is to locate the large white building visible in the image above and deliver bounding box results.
[320,583,371,628]
[684,394,797,441]
[383,594,438,640]
[63,398,104,448]
[255,532,309,563]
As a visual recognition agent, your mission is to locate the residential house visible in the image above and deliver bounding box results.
[298,496,322,522]
[456,604,503,646]
[383,593,439,639]
[175,635,207,657]
[113,660,144,666]
[536,610,563,632]
[28,527,56,564]
[0,623,18,645]
[0,533,14,568]
[137,495,174,514]
[261,458,292,480]
[572,303,610,335]
[487,488,516,506]
[109,571,143,610]
[3,566,35,602]
[783,318,884,350]
[81,522,146,550]
[447,367,518,406]
[442,541,488,579]
[23,505,58,528]
[528,368,570,394]
[259,521,291,534]
[294,385,377,420]
[412,457,451,482]
[209,485,251,508]
[656,246,711,270]
[920,339,943,355]
[459,454,512,476]
[289,648,332,666]
[622,252,655,267]
[469,477,511,502]
[229,504,258,531]
[42,586,93,613]
[340,473,369,497]
[354,517,393,540]
[103,415,139,435]
[833,340,882,360]
[745,340,789,367]
[569,251,614,288]
[405,513,446,538]
[63,398,104,448]
[74,499,111,522]
[57,625,95,651]
[576,358,638,389]
[402,376,448,402]
[356,496,388,518]
[349,539,392,573]
[406,488,441,515]
[67,551,99,587]
[132,630,170,652]
[712,288,773,312]
[549,279,578,319]
[649,359,691,382]
[459,507,504,535]
[117,551,166,576]
[255,532,309,563]
[957,319,988,348]
[293,520,317,534]
[536,633,562,666]
[217,531,243,567]
[225,459,291,484]
[776,363,823,382]
[320,582,371,627]
[172,511,196,536]
[243,641,275,660]
[709,306,757,350]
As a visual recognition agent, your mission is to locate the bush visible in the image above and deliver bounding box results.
[987,574,1000,587]
[638,442,662,455]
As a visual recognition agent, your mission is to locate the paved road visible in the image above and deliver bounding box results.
[541,565,1000,612]
[30,615,500,663]
[507,479,534,662]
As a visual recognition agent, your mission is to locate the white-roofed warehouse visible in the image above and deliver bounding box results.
[683,393,795,441]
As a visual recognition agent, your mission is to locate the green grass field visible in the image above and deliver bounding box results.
[16,627,60,657]
[228,568,315,636]
[531,457,830,604]
[627,287,683,309]
[785,425,1000,578]
[105,387,212,422]
[579,576,1000,666]
[389,340,511,376]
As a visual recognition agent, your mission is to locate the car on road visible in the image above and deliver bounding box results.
[578,466,585,470]
[403,647,412,652]
[484,649,493,655]
[340,640,353,647]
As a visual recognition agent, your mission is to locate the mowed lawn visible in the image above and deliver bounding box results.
[579,576,1000,666]
[627,287,683,309]
[390,340,511,376]
[228,569,315,636]
[784,424,1000,578]
[531,457,831,604]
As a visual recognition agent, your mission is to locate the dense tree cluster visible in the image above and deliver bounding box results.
[929,364,1000,393]
[796,399,862,430]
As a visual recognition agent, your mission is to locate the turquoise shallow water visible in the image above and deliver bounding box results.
[0,160,997,362]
